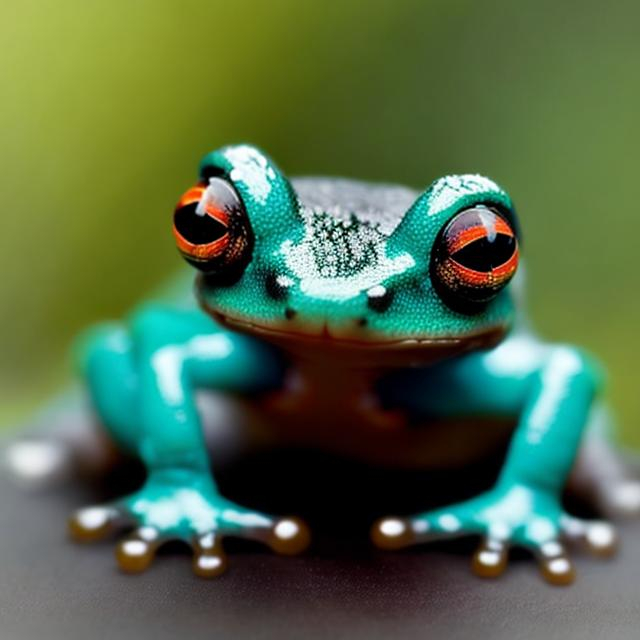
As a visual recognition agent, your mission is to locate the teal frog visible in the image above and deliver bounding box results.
[61,144,638,585]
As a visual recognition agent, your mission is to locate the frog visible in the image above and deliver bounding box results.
[50,144,639,585]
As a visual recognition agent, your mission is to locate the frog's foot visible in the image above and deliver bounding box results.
[68,478,310,577]
[371,485,617,586]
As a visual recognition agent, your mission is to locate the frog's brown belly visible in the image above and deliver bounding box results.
[202,390,516,471]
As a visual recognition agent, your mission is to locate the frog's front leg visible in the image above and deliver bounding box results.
[372,339,617,585]
[69,305,310,576]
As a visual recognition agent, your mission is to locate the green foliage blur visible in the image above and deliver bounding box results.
[1,1,639,443]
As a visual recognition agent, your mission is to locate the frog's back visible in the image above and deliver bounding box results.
[291,177,418,235]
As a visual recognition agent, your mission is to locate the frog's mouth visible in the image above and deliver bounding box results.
[207,306,507,367]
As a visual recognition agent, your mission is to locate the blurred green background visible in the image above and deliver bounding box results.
[1,1,639,443]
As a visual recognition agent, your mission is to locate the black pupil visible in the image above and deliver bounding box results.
[174,203,227,245]
[452,233,515,271]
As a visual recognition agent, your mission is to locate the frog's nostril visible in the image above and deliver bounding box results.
[284,307,296,320]
[367,285,394,313]
[356,317,368,328]
[265,271,293,301]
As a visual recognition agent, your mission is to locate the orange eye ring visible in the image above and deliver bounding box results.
[431,206,519,313]
[172,178,253,279]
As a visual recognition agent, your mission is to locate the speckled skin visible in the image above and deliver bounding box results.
[68,145,634,584]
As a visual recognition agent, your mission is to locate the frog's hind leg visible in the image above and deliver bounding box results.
[569,403,640,518]
[4,323,138,487]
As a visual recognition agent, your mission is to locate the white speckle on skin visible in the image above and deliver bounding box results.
[438,514,462,532]
[527,519,556,544]
[483,485,533,538]
[427,175,504,217]
[488,522,511,541]
[151,348,183,404]
[131,488,224,534]
[131,497,182,531]
[526,347,583,444]
[198,532,216,549]
[412,520,430,534]
[224,146,275,205]
[276,274,294,288]
[137,526,159,542]
[281,236,414,301]
[560,515,584,537]
[367,285,387,298]
[152,334,233,405]
[482,335,546,378]
[221,508,272,529]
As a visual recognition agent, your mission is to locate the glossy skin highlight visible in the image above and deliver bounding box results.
[71,144,622,585]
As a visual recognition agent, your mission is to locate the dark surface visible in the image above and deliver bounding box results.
[1,446,640,640]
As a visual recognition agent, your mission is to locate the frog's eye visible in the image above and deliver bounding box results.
[173,177,253,280]
[430,206,519,313]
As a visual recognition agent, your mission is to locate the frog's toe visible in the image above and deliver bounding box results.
[532,539,576,585]
[267,517,312,555]
[115,526,164,574]
[370,517,416,550]
[187,516,309,579]
[471,538,509,579]
[561,515,618,557]
[191,532,228,578]
[68,504,129,542]
[223,515,311,556]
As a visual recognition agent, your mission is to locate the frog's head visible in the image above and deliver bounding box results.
[173,145,520,365]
